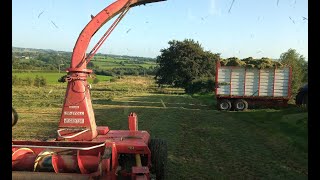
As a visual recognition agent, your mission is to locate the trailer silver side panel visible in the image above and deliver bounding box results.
[216,66,290,98]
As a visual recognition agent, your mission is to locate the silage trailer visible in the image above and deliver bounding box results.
[215,60,292,111]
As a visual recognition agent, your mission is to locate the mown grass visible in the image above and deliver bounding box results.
[12,72,112,84]
[12,76,308,179]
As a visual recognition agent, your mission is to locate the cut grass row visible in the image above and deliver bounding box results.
[12,72,112,84]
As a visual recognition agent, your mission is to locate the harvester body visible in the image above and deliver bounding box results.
[12,0,167,179]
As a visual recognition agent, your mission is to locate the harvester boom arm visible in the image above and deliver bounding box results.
[71,0,165,69]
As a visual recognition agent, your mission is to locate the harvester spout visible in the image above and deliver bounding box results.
[130,0,166,7]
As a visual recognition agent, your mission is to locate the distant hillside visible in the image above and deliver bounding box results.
[12,47,158,76]
[12,47,156,62]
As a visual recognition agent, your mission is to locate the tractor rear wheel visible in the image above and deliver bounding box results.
[233,99,248,111]
[12,107,18,127]
[217,99,232,111]
[149,138,167,180]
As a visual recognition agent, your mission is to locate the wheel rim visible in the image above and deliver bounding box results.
[236,102,245,110]
[220,102,229,110]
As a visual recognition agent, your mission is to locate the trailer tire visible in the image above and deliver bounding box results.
[149,138,167,180]
[217,99,232,111]
[12,107,18,127]
[233,99,248,111]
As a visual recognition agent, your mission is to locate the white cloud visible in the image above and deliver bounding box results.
[209,0,221,16]
[187,8,196,21]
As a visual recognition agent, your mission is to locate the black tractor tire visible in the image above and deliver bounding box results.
[302,93,308,109]
[233,99,248,111]
[149,138,167,180]
[12,107,18,127]
[295,92,303,105]
[217,99,232,111]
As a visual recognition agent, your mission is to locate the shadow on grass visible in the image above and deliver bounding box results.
[93,94,212,110]
[149,91,186,95]
[225,107,308,152]
[92,104,308,179]
[91,88,113,92]
[247,103,298,110]
[92,88,128,92]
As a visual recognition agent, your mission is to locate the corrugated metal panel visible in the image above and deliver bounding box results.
[217,67,231,95]
[275,74,290,78]
[244,69,259,96]
[259,69,274,96]
[273,67,290,97]
[217,85,230,95]
[231,68,245,96]
[216,66,290,98]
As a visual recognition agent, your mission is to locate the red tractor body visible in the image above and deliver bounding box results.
[13,115,153,179]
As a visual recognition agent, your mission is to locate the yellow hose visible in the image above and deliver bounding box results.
[135,154,142,167]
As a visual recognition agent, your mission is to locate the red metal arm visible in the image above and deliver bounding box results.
[71,0,165,69]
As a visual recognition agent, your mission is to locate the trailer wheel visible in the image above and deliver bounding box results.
[233,99,248,111]
[217,99,232,111]
[149,138,167,180]
[12,107,18,127]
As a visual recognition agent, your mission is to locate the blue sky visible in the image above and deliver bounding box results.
[12,0,308,60]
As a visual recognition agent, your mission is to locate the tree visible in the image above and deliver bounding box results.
[301,61,308,83]
[87,61,95,68]
[155,39,220,90]
[34,75,47,87]
[93,77,100,84]
[279,49,307,95]
[12,75,22,86]
[58,75,67,83]
[25,77,33,86]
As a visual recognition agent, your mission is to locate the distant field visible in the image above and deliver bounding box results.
[91,56,157,70]
[12,72,112,84]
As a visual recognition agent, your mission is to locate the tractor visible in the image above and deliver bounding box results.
[12,0,167,179]
[295,83,308,109]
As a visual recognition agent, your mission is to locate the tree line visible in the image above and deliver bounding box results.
[155,39,308,95]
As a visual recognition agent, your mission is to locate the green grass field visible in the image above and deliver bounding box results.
[12,72,112,84]
[91,56,156,70]
[12,76,308,179]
